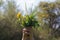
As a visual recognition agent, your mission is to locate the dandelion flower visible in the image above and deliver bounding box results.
[17,12,21,18]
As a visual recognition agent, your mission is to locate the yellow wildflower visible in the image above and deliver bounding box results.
[17,12,21,18]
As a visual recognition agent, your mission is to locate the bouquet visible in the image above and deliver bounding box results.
[17,12,39,28]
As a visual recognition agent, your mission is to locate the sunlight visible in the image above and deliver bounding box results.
[14,0,56,15]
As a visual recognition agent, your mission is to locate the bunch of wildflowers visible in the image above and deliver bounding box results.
[17,12,39,28]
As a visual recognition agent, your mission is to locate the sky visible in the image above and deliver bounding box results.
[0,0,56,14]
[14,0,56,14]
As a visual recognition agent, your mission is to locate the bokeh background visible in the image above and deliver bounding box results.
[1,0,60,40]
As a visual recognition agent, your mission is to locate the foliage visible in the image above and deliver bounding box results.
[37,1,60,40]
[0,1,22,40]
[0,0,60,40]
[0,0,3,6]
[17,12,39,27]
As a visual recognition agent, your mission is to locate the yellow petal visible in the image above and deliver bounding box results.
[17,12,21,18]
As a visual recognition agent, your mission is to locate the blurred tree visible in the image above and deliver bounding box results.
[39,2,57,28]
[0,0,22,40]
[38,1,60,39]
[0,0,3,6]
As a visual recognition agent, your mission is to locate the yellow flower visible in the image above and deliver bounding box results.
[17,12,21,18]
